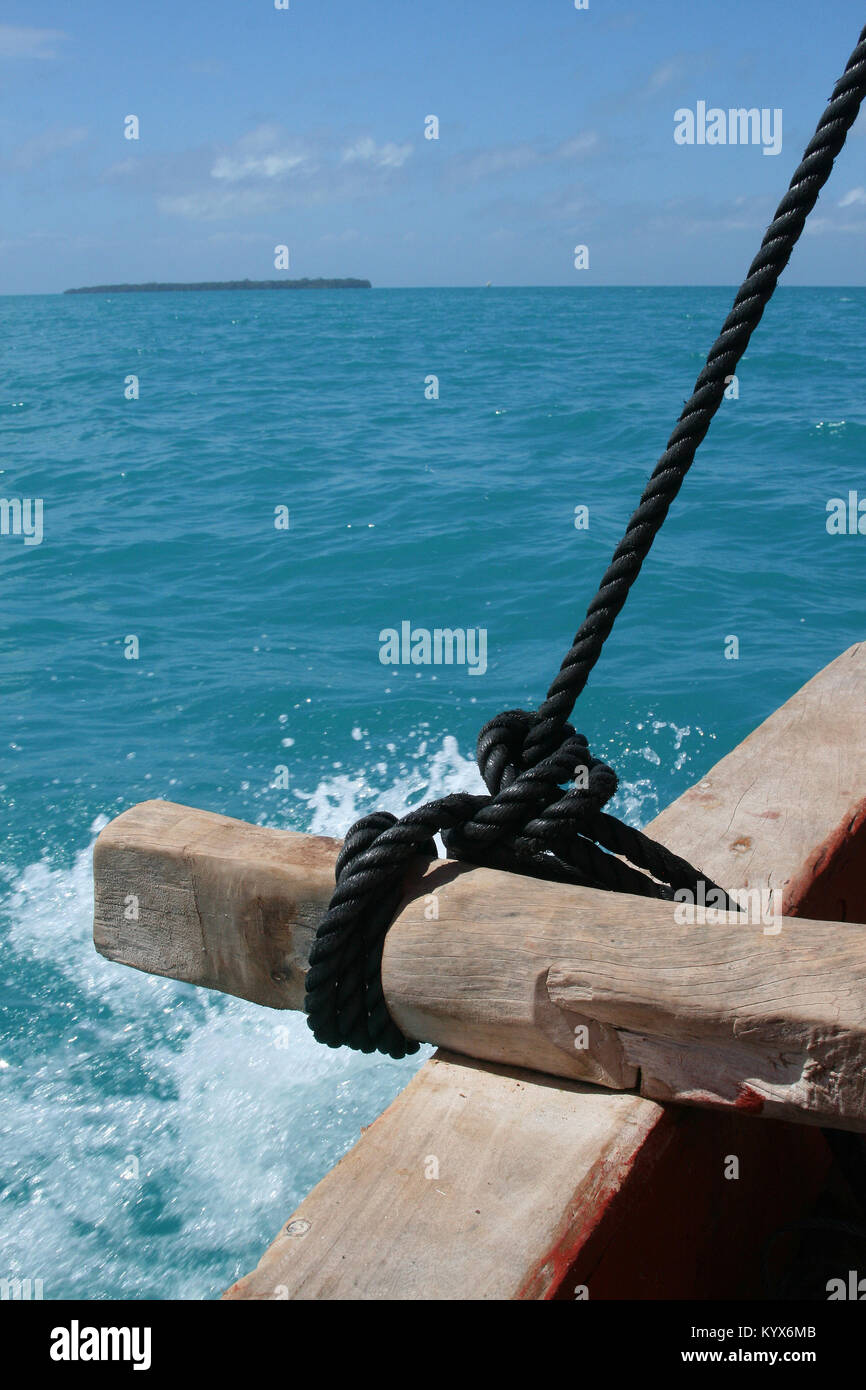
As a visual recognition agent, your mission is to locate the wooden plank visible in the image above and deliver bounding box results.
[649,640,866,915]
[223,1051,666,1301]
[222,641,866,1298]
[224,1050,829,1301]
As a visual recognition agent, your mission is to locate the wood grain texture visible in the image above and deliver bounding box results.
[224,1050,830,1302]
[384,862,866,1129]
[93,799,340,1011]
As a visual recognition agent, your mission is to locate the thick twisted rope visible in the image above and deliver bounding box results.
[306,27,866,1058]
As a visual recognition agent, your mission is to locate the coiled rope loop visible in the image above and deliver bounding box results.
[305,25,866,1059]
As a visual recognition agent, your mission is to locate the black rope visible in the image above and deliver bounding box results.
[305,26,866,1058]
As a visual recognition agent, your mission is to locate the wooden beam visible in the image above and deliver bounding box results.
[385,863,866,1130]
[94,805,866,1130]
[93,798,339,1013]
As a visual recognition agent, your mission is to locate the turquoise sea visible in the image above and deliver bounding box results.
[1,285,864,1298]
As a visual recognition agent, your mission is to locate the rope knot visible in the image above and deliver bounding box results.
[476,707,582,793]
[304,700,737,1058]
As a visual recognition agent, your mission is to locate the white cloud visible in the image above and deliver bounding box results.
[155,124,415,220]
[341,137,412,169]
[212,150,310,182]
[839,187,866,208]
[462,143,544,180]
[209,123,313,182]
[0,26,69,59]
[101,158,139,179]
[553,133,599,159]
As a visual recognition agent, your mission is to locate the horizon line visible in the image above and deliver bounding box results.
[2,282,866,297]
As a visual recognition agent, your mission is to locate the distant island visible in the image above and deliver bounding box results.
[64,278,371,294]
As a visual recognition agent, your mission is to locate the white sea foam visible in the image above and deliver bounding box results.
[293,732,485,838]
[0,730,671,1298]
[0,820,428,1299]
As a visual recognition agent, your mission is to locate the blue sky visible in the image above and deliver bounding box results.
[1,0,865,292]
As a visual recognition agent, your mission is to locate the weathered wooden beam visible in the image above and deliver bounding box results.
[387,862,866,1130]
[93,799,338,1013]
[94,794,866,1130]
